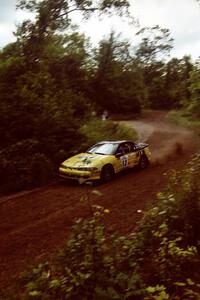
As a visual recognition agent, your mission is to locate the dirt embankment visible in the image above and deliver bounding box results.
[0,111,199,290]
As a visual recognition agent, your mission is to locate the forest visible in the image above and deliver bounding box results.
[0,0,199,192]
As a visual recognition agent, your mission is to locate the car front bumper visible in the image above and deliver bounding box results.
[59,167,100,181]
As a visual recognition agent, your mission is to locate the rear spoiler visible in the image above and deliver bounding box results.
[135,143,149,151]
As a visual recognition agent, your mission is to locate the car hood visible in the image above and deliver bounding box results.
[61,152,110,168]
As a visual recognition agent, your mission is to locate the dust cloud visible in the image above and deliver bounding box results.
[121,119,197,166]
[147,123,196,165]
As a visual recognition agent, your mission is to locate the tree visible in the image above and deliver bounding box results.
[91,32,144,114]
[188,60,200,117]
[15,0,131,67]
[135,25,173,65]
[163,56,193,109]
[17,0,130,36]
[135,25,174,109]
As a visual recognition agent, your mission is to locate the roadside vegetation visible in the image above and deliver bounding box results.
[168,110,200,136]
[0,118,137,193]
[3,152,200,299]
[79,119,138,150]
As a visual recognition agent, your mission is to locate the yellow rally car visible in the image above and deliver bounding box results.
[59,140,151,182]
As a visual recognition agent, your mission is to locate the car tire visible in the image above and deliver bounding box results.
[100,165,115,182]
[139,155,149,169]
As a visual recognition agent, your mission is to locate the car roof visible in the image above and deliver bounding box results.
[97,140,134,144]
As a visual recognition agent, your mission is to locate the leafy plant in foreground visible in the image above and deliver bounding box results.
[8,153,200,299]
[20,204,146,300]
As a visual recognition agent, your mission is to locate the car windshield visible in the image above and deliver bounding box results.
[88,143,118,155]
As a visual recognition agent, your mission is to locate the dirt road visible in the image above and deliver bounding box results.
[0,111,199,289]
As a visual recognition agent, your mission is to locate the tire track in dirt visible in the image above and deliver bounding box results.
[0,111,199,289]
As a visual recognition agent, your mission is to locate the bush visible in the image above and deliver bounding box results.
[0,140,35,192]
[0,117,138,194]
[19,206,146,300]
[0,139,54,193]
[14,153,200,300]
[79,118,138,150]
[134,153,200,293]
[30,153,53,187]
[167,110,200,136]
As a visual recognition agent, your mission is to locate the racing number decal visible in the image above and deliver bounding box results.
[120,155,128,167]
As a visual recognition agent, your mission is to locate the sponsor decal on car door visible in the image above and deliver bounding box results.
[120,155,129,168]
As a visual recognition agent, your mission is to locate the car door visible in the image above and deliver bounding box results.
[130,143,146,166]
[125,142,139,168]
[115,143,132,171]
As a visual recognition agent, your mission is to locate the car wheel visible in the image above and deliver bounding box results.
[100,165,115,182]
[139,155,149,169]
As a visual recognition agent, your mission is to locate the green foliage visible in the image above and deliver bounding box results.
[135,26,174,109]
[79,118,138,149]
[17,0,131,34]
[30,153,53,187]
[134,28,193,110]
[134,154,200,295]
[164,56,193,109]
[0,140,37,192]
[0,114,137,193]
[0,140,53,192]
[0,28,91,192]
[188,62,200,117]
[167,110,200,136]
[136,26,173,65]
[8,154,200,299]
[20,206,146,300]
[92,32,145,114]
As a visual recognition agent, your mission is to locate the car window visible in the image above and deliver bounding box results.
[127,142,136,152]
[117,143,130,155]
[88,143,118,155]
[125,143,132,153]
